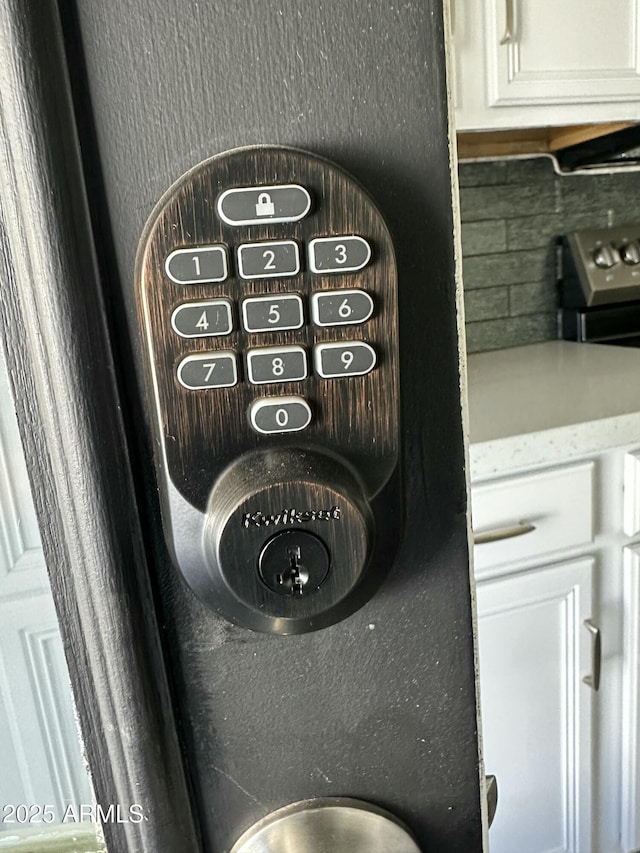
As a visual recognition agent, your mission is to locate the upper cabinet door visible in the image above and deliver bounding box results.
[453,0,640,130]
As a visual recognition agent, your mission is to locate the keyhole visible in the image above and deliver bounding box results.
[277,546,310,595]
[258,531,330,598]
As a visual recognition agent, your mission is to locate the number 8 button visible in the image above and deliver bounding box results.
[247,345,308,384]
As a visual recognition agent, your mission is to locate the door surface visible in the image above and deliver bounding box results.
[0,2,484,851]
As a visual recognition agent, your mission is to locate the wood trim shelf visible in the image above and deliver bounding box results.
[457,122,635,160]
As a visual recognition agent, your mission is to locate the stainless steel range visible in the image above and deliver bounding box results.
[559,224,640,346]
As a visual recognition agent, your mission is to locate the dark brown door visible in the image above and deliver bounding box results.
[0,2,484,851]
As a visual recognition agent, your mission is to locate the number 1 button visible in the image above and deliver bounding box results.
[165,245,228,284]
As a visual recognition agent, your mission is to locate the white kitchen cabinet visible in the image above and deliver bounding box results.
[472,462,594,575]
[476,557,595,853]
[471,452,637,853]
[452,0,640,130]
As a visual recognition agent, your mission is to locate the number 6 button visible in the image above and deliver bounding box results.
[314,342,376,378]
[311,290,374,327]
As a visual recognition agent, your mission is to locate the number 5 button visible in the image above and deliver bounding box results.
[242,294,303,332]
[311,289,374,327]
[314,342,376,378]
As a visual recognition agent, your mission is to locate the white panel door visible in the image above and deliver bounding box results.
[0,350,93,824]
[476,557,595,853]
[621,544,640,853]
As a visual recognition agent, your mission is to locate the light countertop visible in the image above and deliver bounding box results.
[466,341,640,480]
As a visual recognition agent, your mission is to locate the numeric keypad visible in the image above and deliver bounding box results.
[164,188,382,436]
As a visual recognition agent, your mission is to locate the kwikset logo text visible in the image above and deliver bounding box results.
[242,506,341,529]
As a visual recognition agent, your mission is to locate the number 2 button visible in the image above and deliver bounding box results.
[237,241,300,279]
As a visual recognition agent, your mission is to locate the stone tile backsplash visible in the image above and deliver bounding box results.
[459,156,640,352]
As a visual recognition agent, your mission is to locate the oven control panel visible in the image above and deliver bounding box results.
[560,224,640,307]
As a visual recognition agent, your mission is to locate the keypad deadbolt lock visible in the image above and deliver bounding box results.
[135,146,400,634]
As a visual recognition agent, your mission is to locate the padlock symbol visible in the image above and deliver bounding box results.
[255,192,275,217]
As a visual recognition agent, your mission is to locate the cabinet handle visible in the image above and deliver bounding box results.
[473,522,536,545]
[499,0,515,45]
[582,619,601,692]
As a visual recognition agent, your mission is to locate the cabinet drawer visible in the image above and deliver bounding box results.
[472,462,594,575]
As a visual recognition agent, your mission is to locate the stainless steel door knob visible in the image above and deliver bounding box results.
[230,798,422,853]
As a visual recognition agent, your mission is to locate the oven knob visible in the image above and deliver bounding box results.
[592,244,619,269]
[620,241,640,265]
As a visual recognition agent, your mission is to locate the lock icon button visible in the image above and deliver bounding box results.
[217,184,311,225]
[255,192,275,217]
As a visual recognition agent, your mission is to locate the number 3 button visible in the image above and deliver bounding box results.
[308,236,371,273]
[314,342,376,378]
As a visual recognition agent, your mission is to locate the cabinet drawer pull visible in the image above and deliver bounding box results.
[582,619,601,692]
[473,522,536,545]
[499,0,515,45]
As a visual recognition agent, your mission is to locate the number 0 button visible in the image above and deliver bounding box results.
[177,352,237,389]
[249,397,312,435]
[314,342,376,378]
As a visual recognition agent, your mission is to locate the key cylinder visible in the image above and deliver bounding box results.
[201,447,373,633]
[259,530,330,596]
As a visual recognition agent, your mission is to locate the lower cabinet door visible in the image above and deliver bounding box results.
[476,557,595,853]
